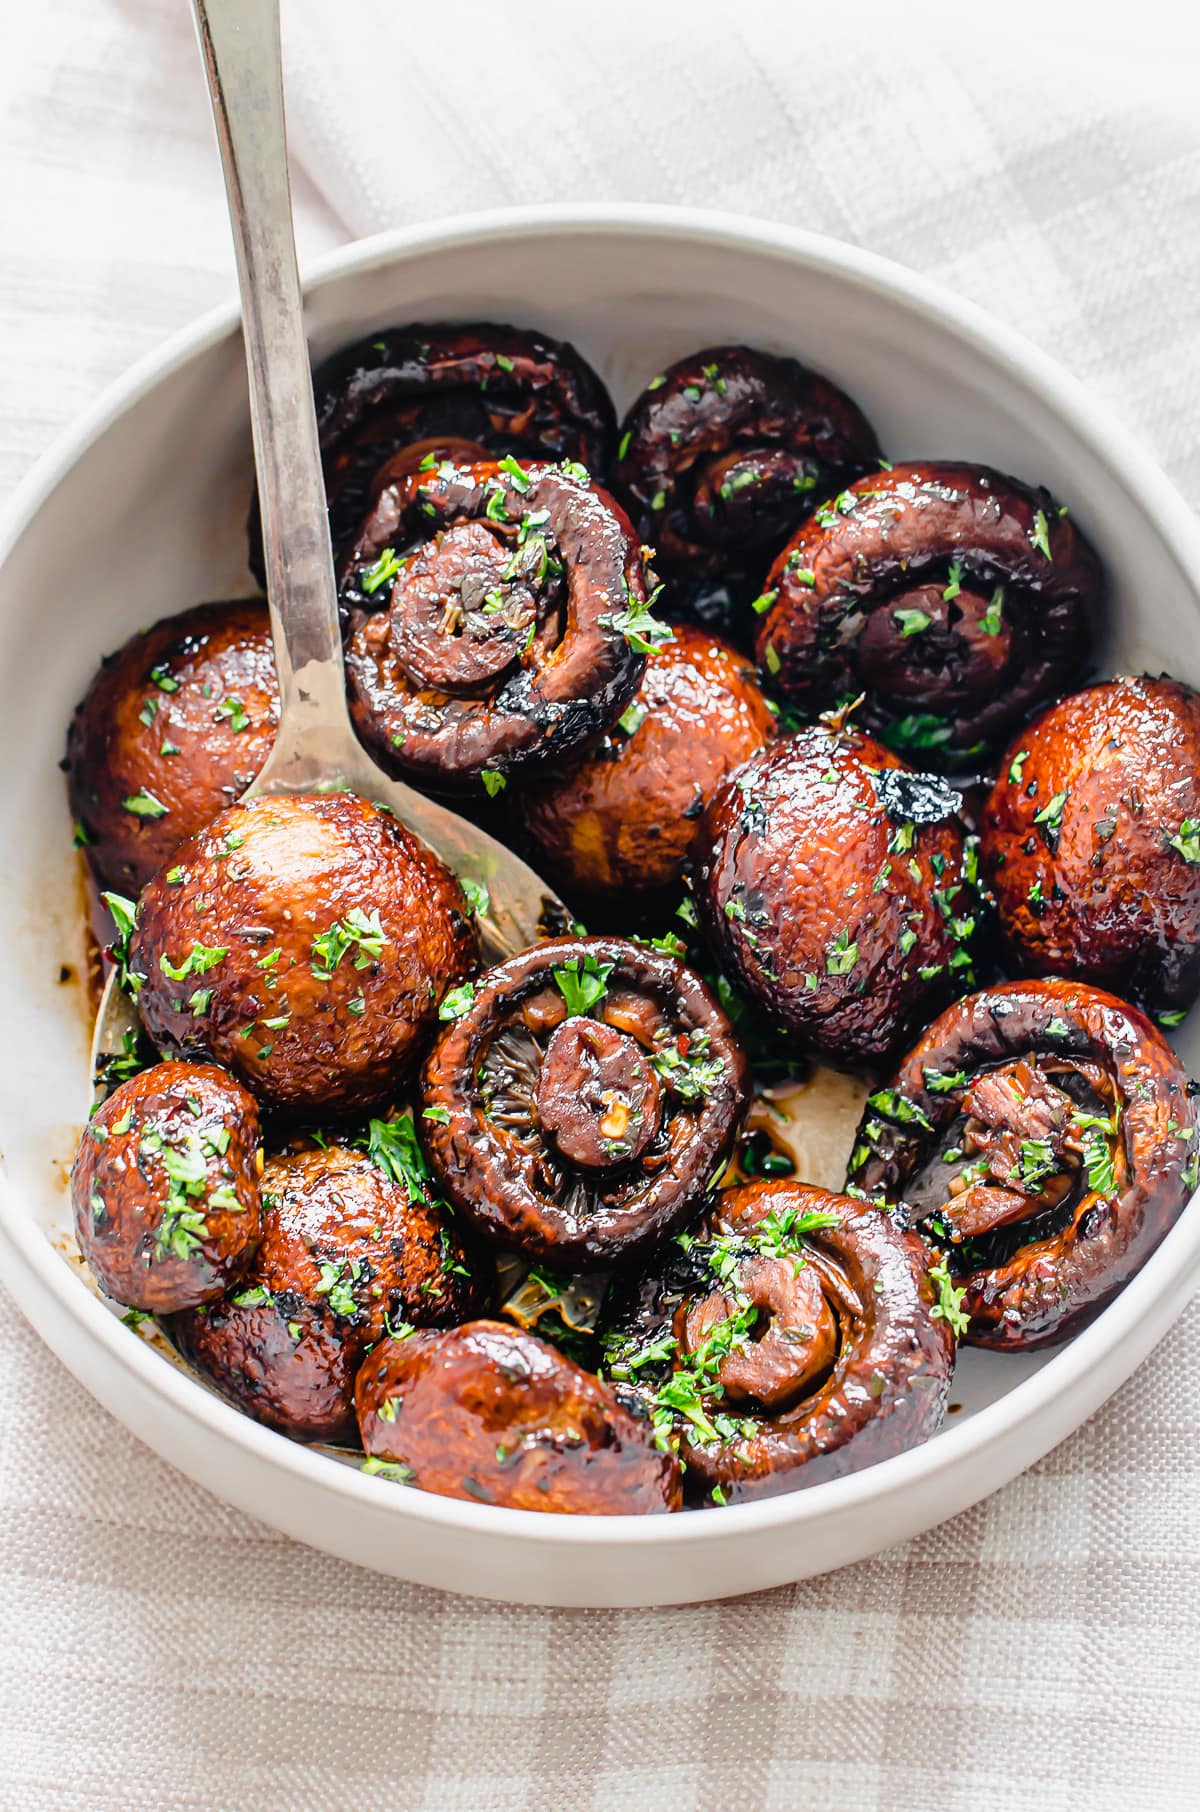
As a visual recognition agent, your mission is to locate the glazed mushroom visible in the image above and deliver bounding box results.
[169,1117,485,1444]
[599,1180,955,1504]
[420,934,751,1267]
[71,1060,262,1315]
[341,458,659,793]
[611,345,880,629]
[846,978,1199,1349]
[754,463,1105,766]
[66,600,279,893]
[519,623,776,910]
[253,320,615,579]
[696,719,979,1067]
[981,676,1200,1020]
[356,1320,682,1513]
[125,791,476,1117]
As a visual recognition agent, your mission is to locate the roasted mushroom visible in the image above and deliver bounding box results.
[519,623,776,910]
[126,791,476,1117]
[847,978,1199,1349]
[341,459,656,793]
[169,1117,484,1444]
[356,1320,682,1513]
[754,463,1104,766]
[249,320,615,581]
[696,720,979,1067]
[981,676,1200,1019]
[66,600,279,893]
[72,1060,262,1315]
[599,1180,954,1504]
[611,345,879,629]
[420,934,751,1267]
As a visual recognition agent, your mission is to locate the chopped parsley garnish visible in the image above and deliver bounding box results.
[1168,820,1200,864]
[311,908,387,977]
[1077,1120,1117,1197]
[158,942,228,983]
[928,1259,970,1338]
[360,1457,415,1485]
[1030,509,1052,561]
[498,454,531,491]
[882,713,953,753]
[361,1111,433,1204]
[121,789,168,819]
[942,562,962,601]
[153,1134,216,1262]
[894,607,931,638]
[644,930,687,958]
[924,1067,968,1094]
[618,701,648,736]
[438,982,477,1021]
[1009,749,1030,784]
[979,586,1005,636]
[600,591,674,655]
[460,876,490,918]
[314,1258,360,1320]
[825,928,858,975]
[553,955,613,1016]
[650,1030,725,1102]
[231,1285,272,1308]
[361,547,404,595]
[1018,1138,1058,1188]
[1034,790,1069,837]
[481,768,506,797]
[867,1088,932,1129]
[750,589,778,616]
[215,696,250,732]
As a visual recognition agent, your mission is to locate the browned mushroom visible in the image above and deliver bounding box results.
[611,345,880,632]
[247,320,616,580]
[754,463,1105,765]
[126,791,476,1117]
[519,623,776,911]
[66,600,278,893]
[599,1180,954,1503]
[846,978,1199,1349]
[420,934,751,1267]
[72,1060,262,1314]
[981,676,1200,1020]
[355,1320,682,1512]
[696,718,979,1067]
[168,1117,485,1444]
[341,459,660,794]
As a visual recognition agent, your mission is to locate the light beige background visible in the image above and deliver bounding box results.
[1,3,1198,1806]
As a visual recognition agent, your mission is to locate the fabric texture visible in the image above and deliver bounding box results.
[1,1,1199,1806]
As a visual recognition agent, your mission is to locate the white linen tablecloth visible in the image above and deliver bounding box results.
[2,3,1199,1806]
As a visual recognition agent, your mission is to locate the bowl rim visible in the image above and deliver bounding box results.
[3,199,1200,1552]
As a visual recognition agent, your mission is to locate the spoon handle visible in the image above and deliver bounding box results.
[188,0,565,961]
[191,0,356,779]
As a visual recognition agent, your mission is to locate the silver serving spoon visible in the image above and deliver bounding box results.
[92,0,563,1082]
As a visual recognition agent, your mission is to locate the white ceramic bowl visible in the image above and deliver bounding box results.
[2,204,1198,1607]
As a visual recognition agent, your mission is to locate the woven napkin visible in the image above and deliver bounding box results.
[1,1,1198,1807]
